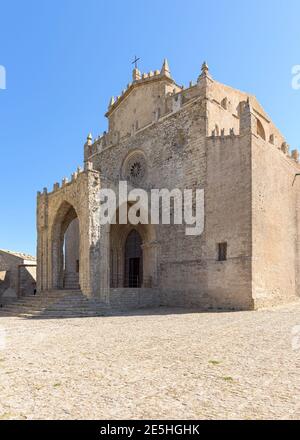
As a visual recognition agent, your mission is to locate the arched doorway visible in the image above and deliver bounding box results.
[109,202,158,289]
[63,217,80,289]
[51,202,80,290]
[124,230,143,287]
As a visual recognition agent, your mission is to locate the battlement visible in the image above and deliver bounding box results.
[208,127,299,166]
[83,59,298,169]
[37,162,97,197]
[105,59,176,118]
[84,62,212,159]
[104,59,189,140]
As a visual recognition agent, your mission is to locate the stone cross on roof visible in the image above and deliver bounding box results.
[132,55,140,70]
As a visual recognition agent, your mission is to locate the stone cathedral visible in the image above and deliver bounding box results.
[37,59,300,310]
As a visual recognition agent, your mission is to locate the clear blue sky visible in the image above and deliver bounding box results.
[0,0,300,256]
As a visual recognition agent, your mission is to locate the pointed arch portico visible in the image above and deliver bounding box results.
[37,167,102,298]
[50,201,80,290]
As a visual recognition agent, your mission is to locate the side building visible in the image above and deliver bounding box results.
[0,250,36,304]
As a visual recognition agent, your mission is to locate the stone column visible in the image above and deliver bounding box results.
[98,224,110,303]
[36,191,48,293]
[83,168,111,302]
[141,240,159,288]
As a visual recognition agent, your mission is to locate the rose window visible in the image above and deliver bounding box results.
[123,152,147,185]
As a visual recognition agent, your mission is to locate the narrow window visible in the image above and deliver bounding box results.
[257,119,266,140]
[218,242,227,261]
[221,97,228,110]
[76,259,80,273]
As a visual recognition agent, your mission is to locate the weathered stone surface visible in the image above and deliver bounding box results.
[37,60,300,310]
[0,250,36,303]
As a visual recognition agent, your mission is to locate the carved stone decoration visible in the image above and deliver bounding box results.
[291,149,299,163]
[122,151,147,186]
[281,142,289,154]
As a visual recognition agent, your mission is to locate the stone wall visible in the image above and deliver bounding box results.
[252,134,300,307]
[19,265,36,296]
[109,288,160,309]
[203,133,253,310]
[37,167,102,298]
[65,218,79,273]
[0,251,36,301]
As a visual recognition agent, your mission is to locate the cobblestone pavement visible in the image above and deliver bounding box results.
[0,302,299,420]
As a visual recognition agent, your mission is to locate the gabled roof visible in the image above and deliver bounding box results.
[105,59,179,118]
[0,249,36,262]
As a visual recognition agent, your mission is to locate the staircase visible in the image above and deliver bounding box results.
[0,290,109,319]
[63,272,80,290]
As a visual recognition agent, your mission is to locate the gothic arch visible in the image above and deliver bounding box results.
[257,118,266,141]
[50,201,81,290]
[109,203,158,288]
[124,229,143,287]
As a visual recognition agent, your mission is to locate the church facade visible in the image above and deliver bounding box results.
[37,60,300,310]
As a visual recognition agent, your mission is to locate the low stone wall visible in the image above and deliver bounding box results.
[160,288,254,311]
[108,287,253,311]
[109,288,161,309]
[19,265,36,296]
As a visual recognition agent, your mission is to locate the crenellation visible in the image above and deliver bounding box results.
[281,142,289,154]
[172,93,182,112]
[209,128,239,140]
[108,97,115,108]
[291,149,299,163]
[43,166,89,198]
[84,161,93,171]
[86,133,93,146]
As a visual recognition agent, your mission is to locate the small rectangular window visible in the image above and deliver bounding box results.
[218,242,227,261]
[76,259,80,273]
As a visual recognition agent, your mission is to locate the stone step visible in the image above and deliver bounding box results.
[64,283,80,290]
[3,304,106,313]
[4,296,86,304]
[2,298,79,308]
[0,289,111,318]
[63,273,80,290]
